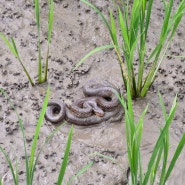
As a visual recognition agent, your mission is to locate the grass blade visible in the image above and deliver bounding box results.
[34,0,40,34]
[164,133,185,182]
[150,143,163,185]
[144,0,154,38]
[12,39,34,85]
[91,152,125,171]
[74,45,114,70]
[44,45,49,82]
[0,32,18,57]
[143,95,177,184]
[43,0,54,82]
[0,34,34,85]
[0,88,30,184]
[118,8,129,49]
[47,0,54,43]
[34,0,42,83]
[57,126,74,185]
[29,86,50,183]
[0,146,18,185]
[67,161,93,185]
[110,10,118,47]
[32,123,66,183]
[158,91,168,121]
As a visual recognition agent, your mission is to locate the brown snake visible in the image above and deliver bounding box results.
[45,80,123,126]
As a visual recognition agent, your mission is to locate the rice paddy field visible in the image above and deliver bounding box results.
[0,0,185,184]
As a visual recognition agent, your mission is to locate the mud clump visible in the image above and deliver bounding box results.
[0,0,185,184]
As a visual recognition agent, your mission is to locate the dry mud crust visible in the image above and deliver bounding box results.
[0,0,185,184]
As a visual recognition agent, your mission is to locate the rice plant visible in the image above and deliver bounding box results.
[117,84,185,185]
[0,0,54,85]
[76,0,185,98]
[0,88,92,185]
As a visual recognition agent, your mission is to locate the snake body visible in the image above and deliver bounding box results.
[45,80,123,126]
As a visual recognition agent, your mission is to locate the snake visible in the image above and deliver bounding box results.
[45,80,123,126]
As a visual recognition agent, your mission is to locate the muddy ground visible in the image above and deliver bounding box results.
[0,0,185,184]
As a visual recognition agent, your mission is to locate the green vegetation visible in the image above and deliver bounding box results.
[0,0,54,85]
[92,86,185,184]
[114,84,185,184]
[77,0,185,98]
[0,0,185,184]
[0,88,92,185]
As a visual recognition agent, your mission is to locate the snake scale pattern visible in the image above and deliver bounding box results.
[45,80,123,126]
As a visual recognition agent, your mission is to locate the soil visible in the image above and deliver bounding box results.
[0,0,185,184]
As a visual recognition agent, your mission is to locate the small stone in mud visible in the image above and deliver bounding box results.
[54,57,63,64]
[2,69,7,75]
[85,9,91,13]
[182,118,185,124]
[74,64,91,74]
[13,72,21,76]
[63,3,68,8]
[26,133,33,142]
[18,171,24,175]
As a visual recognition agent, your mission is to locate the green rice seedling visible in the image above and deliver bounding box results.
[0,88,92,184]
[117,83,148,184]
[0,0,54,85]
[0,34,34,86]
[95,85,185,184]
[76,0,185,98]
[35,0,54,83]
[117,84,185,185]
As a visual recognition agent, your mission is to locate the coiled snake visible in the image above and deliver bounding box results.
[45,80,123,126]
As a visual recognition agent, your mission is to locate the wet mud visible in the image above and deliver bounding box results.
[0,0,185,184]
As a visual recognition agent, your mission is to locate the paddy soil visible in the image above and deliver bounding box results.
[0,0,185,184]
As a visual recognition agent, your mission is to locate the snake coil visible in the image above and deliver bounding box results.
[45,80,123,126]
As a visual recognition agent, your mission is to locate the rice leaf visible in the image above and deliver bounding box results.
[144,0,154,38]
[12,39,34,85]
[91,152,125,171]
[150,143,163,185]
[43,0,54,82]
[67,161,93,185]
[126,82,134,124]
[11,38,19,57]
[29,86,50,182]
[157,92,169,185]
[160,0,173,40]
[34,0,40,34]
[0,35,34,85]
[34,0,42,83]
[74,45,114,70]
[168,2,185,39]
[0,146,18,185]
[0,88,31,183]
[110,10,118,47]
[158,91,168,121]
[135,105,148,149]
[44,46,49,82]
[32,123,66,183]
[164,133,185,182]
[0,32,18,57]
[48,0,54,43]
[143,95,177,184]
[57,126,73,185]
[158,131,169,185]
[118,8,129,49]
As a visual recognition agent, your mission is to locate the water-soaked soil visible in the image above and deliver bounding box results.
[0,0,185,184]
